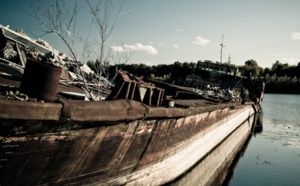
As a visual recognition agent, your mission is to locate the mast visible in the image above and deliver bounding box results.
[220,35,225,63]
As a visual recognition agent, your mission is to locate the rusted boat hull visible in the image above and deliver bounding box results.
[0,100,256,186]
[170,111,256,186]
[0,23,264,186]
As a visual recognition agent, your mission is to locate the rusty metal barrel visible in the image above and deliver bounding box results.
[20,58,62,102]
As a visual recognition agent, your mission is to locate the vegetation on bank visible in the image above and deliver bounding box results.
[29,0,298,95]
[86,59,300,94]
[241,59,300,94]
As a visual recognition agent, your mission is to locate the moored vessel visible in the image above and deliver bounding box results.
[0,24,264,186]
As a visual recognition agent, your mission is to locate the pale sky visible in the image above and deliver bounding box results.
[1,0,300,68]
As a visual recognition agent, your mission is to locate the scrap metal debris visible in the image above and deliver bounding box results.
[0,24,112,100]
[2,90,41,102]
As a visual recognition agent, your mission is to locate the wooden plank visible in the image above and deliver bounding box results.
[0,100,62,120]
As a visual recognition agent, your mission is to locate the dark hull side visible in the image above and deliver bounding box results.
[0,100,256,186]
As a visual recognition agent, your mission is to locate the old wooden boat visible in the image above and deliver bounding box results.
[0,24,264,186]
[0,74,264,185]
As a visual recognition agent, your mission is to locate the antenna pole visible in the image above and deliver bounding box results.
[220,35,225,63]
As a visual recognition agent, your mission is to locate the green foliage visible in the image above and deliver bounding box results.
[86,60,96,71]
[86,59,109,74]
[170,61,195,80]
[105,58,300,94]
[262,60,300,93]
[108,61,195,82]
[264,74,300,93]
[241,59,262,77]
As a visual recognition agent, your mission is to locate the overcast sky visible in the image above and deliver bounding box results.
[1,0,300,68]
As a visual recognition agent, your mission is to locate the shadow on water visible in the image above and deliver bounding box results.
[252,110,263,134]
[222,111,263,186]
[165,111,263,186]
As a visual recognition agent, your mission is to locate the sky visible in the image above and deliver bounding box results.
[1,0,300,68]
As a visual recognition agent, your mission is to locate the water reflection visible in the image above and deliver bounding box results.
[223,111,263,186]
[253,110,263,134]
[227,94,300,186]
[262,94,300,151]
[168,111,260,186]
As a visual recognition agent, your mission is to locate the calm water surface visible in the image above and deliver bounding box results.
[228,94,300,186]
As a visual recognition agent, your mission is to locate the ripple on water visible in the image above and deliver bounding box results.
[228,94,300,186]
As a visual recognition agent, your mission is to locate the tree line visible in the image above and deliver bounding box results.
[31,0,299,95]
[241,59,300,94]
[87,61,196,82]
[87,59,300,94]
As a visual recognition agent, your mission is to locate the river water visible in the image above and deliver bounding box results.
[227,94,300,186]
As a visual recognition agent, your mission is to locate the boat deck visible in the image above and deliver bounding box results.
[0,73,243,122]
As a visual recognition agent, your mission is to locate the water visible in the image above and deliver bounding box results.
[228,94,300,186]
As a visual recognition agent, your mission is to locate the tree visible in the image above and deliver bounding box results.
[110,48,134,81]
[242,59,261,77]
[30,0,83,61]
[30,0,124,100]
[153,64,169,77]
[85,0,123,79]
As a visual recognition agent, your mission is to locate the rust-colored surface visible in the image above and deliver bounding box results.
[0,25,261,185]
[61,99,146,121]
[0,73,256,185]
[107,74,165,107]
[20,59,62,102]
[0,73,242,122]
[0,94,239,122]
[0,105,253,185]
[0,99,62,120]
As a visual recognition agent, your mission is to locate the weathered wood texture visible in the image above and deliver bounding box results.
[0,104,254,186]
[170,112,255,186]
[0,97,239,121]
[0,99,62,120]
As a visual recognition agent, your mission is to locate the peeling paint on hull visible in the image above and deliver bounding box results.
[0,103,256,186]
[170,110,255,186]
